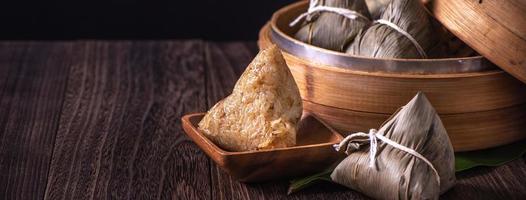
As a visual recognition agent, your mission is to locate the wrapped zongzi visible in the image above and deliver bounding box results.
[198,45,303,152]
[346,0,437,58]
[331,92,456,199]
[293,0,371,52]
[365,0,390,19]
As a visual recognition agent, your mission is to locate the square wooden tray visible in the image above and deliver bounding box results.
[181,112,344,182]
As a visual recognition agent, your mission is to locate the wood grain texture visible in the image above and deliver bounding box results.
[432,0,526,83]
[0,41,525,200]
[443,158,526,200]
[303,100,526,151]
[285,52,526,114]
[0,42,72,200]
[43,41,212,200]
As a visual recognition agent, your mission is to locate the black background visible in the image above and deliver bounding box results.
[0,0,297,40]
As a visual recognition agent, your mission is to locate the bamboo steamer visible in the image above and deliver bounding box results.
[258,1,526,152]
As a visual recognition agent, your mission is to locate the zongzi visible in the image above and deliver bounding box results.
[331,92,456,200]
[346,0,437,58]
[293,0,371,52]
[198,45,303,152]
[365,0,390,19]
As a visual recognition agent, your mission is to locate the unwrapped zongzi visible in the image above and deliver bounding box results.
[198,45,303,152]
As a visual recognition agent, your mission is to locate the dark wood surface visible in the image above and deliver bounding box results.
[0,41,525,200]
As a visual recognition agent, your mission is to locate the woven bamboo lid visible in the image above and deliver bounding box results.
[431,0,526,83]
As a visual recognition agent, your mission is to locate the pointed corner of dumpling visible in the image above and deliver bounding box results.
[262,44,281,55]
[234,44,299,101]
[382,91,439,135]
[252,44,287,70]
[257,44,281,59]
[412,91,428,103]
[405,91,436,113]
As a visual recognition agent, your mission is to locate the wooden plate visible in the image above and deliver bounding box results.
[181,113,344,182]
[431,0,526,83]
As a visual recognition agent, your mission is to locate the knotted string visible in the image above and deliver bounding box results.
[334,129,441,187]
[289,0,370,27]
[374,19,428,58]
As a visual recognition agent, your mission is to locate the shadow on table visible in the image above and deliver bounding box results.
[244,180,371,199]
[442,159,526,200]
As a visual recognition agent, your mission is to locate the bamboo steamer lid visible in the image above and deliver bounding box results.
[431,0,526,83]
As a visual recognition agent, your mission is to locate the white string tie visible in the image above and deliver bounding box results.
[289,0,370,27]
[334,129,441,187]
[368,129,378,168]
[374,19,428,58]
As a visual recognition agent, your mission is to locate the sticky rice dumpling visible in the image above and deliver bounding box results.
[331,92,456,199]
[198,45,303,152]
[365,0,390,19]
[346,0,437,58]
[294,0,371,52]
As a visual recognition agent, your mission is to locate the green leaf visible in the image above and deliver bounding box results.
[287,168,333,194]
[455,139,526,172]
[288,139,526,194]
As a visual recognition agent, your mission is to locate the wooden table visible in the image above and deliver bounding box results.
[0,41,525,200]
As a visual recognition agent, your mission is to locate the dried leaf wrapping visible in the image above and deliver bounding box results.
[295,0,371,52]
[365,0,390,19]
[198,45,303,152]
[346,0,436,58]
[331,93,456,200]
